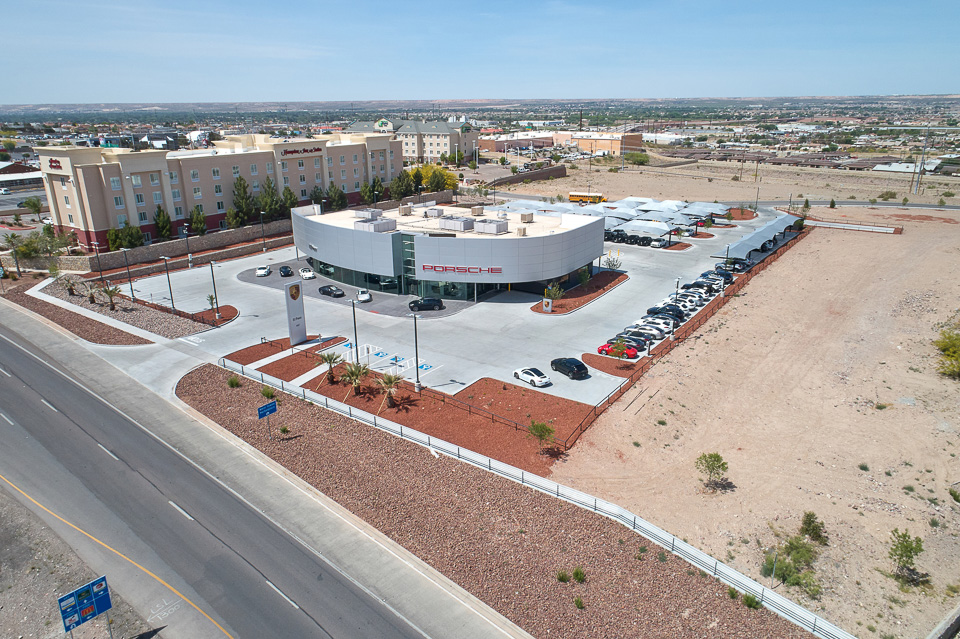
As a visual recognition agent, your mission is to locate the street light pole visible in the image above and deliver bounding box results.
[259,211,267,252]
[408,312,422,392]
[91,240,104,282]
[160,256,174,309]
[209,260,220,318]
[351,300,359,364]
[120,248,135,300]
[182,222,190,256]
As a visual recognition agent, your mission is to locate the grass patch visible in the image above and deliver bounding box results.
[728,586,739,599]
[227,375,241,388]
[929,517,940,528]
[572,566,586,583]
[903,485,915,493]
[950,488,960,504]
[742,593,761,609]
[636,546,648,560]
[858,462,869,471]
[557,570,570,583]
[656,418,667,426]
[261,386,275,399]
[657,551,667,563]
[875,403,889,410]
[574,596,584,610]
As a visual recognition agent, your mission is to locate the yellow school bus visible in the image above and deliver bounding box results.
[568,192,607,203]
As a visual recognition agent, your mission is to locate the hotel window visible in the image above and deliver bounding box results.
[315,173,321,182]
[283,177,289,186]
[339,155,345,165]
[138,210,148,222]
[353,168,359,178]
[68,214,74,224]
[174,206,183,218]
[281,161,288,171]
[232,165,240,177]
[169,171,178,183]
[172,189,181,201]
[266,163,273,174]
[212,167,220,179]
[370,151,375,159]
[251,180,259,191]
[218,220,227,230]
[380,164,385,173]
[193,187,202,199]
[59,177,67,189]
[300,189,307,198]
[64,196,70,208]
[153,192,163,204]
[110,177,121,190]
[196,204,203,213]
[328,170,333,179]
[150,173,160,186]
[379,151,385,160]
[135,193,145,205]
[299,175,306,184]
[191,169,199,181]
[117,214,127,225]
[327,156,333,165]
[143,232,152,243]
[340,169,346,179]
[314,158,320,168]
[250,164,258,175]
[217,201,225,211]
[390,150,394,158]
[353,154,358,163]
[214,184,222,195]
[297,159,304,169]
[354,181,360,190]
[131,175,142,187]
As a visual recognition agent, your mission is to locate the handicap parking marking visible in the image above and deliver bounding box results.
[390,355,405,363]
[418,363,434,371]
[373,351,389,358]
[343,342,353,349]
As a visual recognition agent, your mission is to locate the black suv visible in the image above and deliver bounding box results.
[605,229,629,243]
[409,297,444,311]
[636,236,653,246]
[646,305,686,321]
[550,357,589,380]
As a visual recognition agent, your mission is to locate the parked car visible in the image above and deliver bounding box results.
[0,188,10,195]
[646,305,686,321]
[624,234,642,245]
[668,292,705,306]
[661,297,697,312]
[702,270,733,284]
[682,281,716,294]
[279,265,294,277]
[41,216,53,225]
[605,229,629,243]
[636,236,653,246]
[598,343,639,359]
[550,357,589,380]
[408,297,444,311]
[611,335,649,348]
[255,266,271,277]
[650,237,668,248]
[633,325,667,339]
[356,289,372,303]
[298,267,316,279]
[640,313,680,327]
[319,285,345,298]
[513,367,551,387]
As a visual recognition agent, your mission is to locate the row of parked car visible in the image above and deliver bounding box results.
[604,229,669,248]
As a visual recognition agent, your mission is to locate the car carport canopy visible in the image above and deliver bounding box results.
[710,214,799,260]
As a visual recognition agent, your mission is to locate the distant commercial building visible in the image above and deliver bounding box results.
[570,132,645,156]
[346,119,479,164]
[291,202,603,301]
[36,133,401,248]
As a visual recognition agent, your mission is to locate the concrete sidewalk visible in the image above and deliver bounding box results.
[0,299,534,639]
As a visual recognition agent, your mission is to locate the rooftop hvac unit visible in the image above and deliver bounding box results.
[438,217,474,232]
[497,212,508,220]
[519,212,534,223]
[426,208,444,218]
[471,205,484,216]
[515,226,527,236]
[399,204,413,216]
[353,208,382,219]
[354,218,397,232]
[475,219,508,235]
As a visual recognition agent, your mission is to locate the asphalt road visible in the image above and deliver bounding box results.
[0,325,425,639]
[0,187,45,211]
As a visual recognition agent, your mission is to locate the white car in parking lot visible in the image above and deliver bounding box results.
[356,289,372,302]
[255,266,271,277]
[299,267,316,279]
[513,367,551,387]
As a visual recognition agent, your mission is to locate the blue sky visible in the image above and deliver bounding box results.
[7,0,959,104]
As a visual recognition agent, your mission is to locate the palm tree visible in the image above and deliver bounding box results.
[375,373,404,412]
[100,285,121,310]
[315,351,342,387]
[3,233,22,276]
[82,280,99,303]
[339,362,369,400]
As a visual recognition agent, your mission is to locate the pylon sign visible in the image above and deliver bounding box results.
[58,576,113,632]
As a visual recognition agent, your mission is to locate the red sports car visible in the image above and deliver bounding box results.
[598,343,639,359]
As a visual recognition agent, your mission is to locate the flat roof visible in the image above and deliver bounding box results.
[303,204,596,239]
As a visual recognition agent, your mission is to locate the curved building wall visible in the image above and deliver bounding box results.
[292,209,401,277]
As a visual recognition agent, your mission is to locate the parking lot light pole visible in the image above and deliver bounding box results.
[209,260,220,319]
[120,248,135,300]
[159,256,174,309]
[351,301,360,364]
[259,212,267,252]
[675,276,680,300]
[90,240,104,282]
[182,222,190,257]
[407,312,422,392]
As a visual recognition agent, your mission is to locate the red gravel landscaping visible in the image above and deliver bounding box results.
[530,271,628,315]
[688,231,715,239]
[225,335,321,365]
[581,352,648,378]
[663,242,692,251]
[0,278,152,345]
[175,364,811,639]
[725,207,758,220]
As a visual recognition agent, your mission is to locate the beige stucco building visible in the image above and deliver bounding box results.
[346,119,479,164]
[36,133,402,248]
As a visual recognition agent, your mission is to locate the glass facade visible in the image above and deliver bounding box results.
[306,258,400,293]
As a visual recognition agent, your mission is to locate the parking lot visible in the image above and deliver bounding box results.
[116,206,785,405]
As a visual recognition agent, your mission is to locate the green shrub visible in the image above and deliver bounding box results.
[279,425,289,434]
[261,386,275,399]
[657,551,667,563]
[943,191,955,197]
[657,418,667,425]
[950,488,960,504]
[800,512,828,544]
[742,593,761,609]
[829,198,836,208]
[858,462,869,471]
[933,326,960,379]
[574,596,584,609]
[557,570,570,583]
[879,190,897,201]
[903,485,915,493]
[227,375,241,388]
[728,586,739,599]
[929,517,940,528]
[572,566,586,583]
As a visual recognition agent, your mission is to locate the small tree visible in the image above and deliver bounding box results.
[189,206,207,235]
[376,373,404,411]
[603,255,622,270]
[316,351,343,386]
[308,185,325,205]
[528,420,555,453]
[695,452,728,491]
[153,205,172,241]
[802,198,810,213]
[468,160,477,170]
[499,156,507,166]
[359,181,374,204]
[888,528,923,578]
[800,511,828,544]
[281,186,298,216]
[544,281,565,300]
[21,196,43,221]
[609,337,629,360]
[901,196,909,207]
[577,267,591,288]
[326,183,348,211]
[225,207,245,229]
[232,176,254,224]
[340,362,369,398]
[828,198,836,209]
[100,285,121,311]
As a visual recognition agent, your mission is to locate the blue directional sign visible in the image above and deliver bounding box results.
[59,576,112,632]
[258,400,277,420]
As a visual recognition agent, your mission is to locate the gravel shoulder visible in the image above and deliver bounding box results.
[176,364,811,639]
[549,208,960,638]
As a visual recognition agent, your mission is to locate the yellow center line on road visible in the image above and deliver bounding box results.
[0,471,233,638]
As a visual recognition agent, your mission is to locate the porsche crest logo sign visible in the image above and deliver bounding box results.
[288,284,300,301]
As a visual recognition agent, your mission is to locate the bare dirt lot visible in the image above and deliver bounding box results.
[509,155,960,208]
[550,208,960,638]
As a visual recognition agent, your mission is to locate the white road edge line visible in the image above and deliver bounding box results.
[40,398,58,412]
[1,413,13,425]
[168,500,195,521]
[265,580,300,609]
[97,443,120,461]
[0,366,11,377]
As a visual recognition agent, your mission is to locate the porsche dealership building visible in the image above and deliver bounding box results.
[291,203,604,301]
